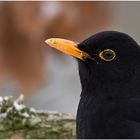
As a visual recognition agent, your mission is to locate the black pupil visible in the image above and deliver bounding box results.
[103,51,114,59]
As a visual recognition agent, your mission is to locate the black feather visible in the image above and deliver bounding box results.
[76,31,140,138]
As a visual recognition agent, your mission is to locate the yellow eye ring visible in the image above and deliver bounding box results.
[99,49,116,61]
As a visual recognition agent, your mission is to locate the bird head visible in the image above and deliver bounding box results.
[45,31,140,96]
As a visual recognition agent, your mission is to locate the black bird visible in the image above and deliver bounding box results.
[45,31,140,138]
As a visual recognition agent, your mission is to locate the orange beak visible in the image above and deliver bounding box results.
[45,38,93,61]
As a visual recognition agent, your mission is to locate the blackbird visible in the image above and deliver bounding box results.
[45,31,140,138]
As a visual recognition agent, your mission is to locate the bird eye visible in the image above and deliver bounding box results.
[99,49,116,61]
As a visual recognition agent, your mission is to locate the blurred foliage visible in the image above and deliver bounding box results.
[0,95,76,139]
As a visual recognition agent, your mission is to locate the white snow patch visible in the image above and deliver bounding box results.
[22,112,29,118]
[14,101,26,111]
[4,97,8,100]
[30,108,36,113]
[0,96,3,103]
[0,113,7,118]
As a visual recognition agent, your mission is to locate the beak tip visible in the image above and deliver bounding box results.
[45,38,57,46]
[45,39,50,45]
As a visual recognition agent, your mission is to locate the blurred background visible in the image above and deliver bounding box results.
[0,1,140,114]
